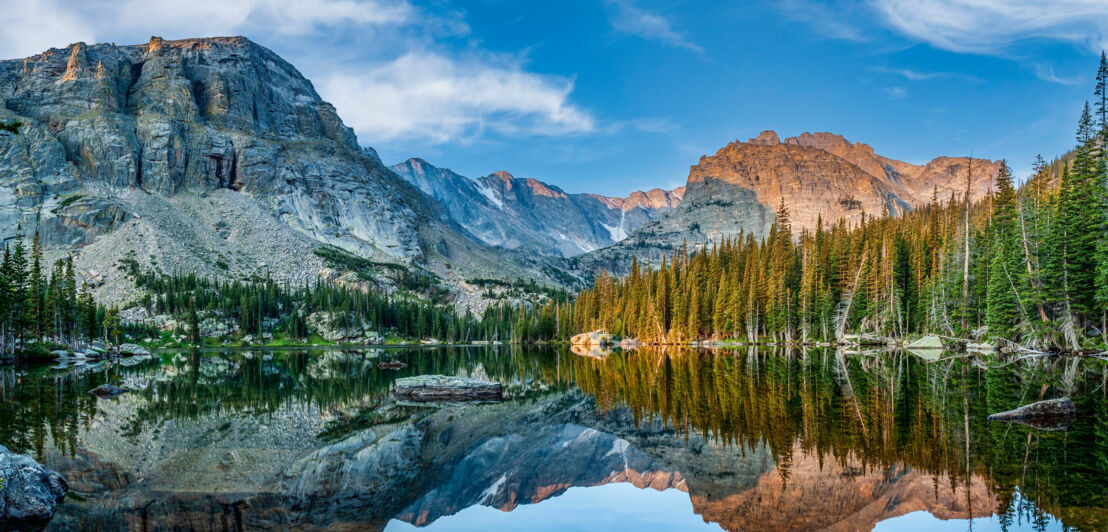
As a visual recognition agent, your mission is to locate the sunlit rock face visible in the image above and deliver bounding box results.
[0,37,555,304]
[391,158,683,257]
[574,130,1000,274]
[690,442,996,532]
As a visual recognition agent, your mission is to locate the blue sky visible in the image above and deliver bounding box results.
[4,1,1108,196]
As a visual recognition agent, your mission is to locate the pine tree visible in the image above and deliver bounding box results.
[986,162,1023,338]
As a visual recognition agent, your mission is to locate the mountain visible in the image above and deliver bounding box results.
[391,158,682,257]
[0,37,571,304]
[575,130,1000,273]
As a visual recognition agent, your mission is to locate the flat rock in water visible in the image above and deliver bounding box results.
[0,444,69,527]
[394,375,501,401]
[89,384,129,397]
[988,397,1076,422]
[378,360,407,370]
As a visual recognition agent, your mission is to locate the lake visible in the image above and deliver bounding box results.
[1,346,1105,531]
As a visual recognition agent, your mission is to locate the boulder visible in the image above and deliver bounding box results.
[49,350,70,358]
[0,444,68,527]
[906,335,943,350]
[393,375,501,401]
[88,384,129,397]
[570,330,610,347]
[988,397,1076,422]
[117,343,150,356]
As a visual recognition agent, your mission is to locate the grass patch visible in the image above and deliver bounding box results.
[51,194,85,214]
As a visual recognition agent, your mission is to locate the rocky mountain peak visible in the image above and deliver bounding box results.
[748,130,780,145]
[2,36,566,305]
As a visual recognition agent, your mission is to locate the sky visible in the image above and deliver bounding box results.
[3,0,1107,196]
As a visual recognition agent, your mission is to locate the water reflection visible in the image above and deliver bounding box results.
[0,346,1104,531]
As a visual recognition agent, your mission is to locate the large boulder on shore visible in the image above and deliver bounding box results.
[394,375,502,401]
[0,445,68,527]
[570,330,610,347]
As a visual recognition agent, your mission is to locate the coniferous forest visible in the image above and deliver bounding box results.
[541,55,1108,352]
[4,56,1108,357]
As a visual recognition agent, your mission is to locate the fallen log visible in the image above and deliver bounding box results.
[89,384,129,397]
[987,397,1075,422]
[393,375,502,401]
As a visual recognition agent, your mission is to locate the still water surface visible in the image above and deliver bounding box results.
[0,346,1104,531]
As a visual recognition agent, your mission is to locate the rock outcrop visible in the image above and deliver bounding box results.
[0,445,69,528]
[391,158,682,257]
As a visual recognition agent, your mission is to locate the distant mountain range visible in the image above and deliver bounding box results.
[391,158,682,257]
[0,36,999,305]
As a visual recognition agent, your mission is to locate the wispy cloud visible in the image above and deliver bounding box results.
[1031,62,1083,85]
[606,0,704,53]
[873,66,984,83]
[885,86,908,99]
[321,51,594,143]
[868,0,1108,54]
[778,0,868,42]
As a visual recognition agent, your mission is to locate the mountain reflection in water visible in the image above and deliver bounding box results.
[0,346,1103,531]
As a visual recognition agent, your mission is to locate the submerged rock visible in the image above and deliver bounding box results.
[0,445,69,527]
[88,384,129,397]
[988,397,1076,422]
[394,375,502,401]
[378,360,407,370]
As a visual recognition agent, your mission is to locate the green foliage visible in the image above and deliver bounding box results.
[0,121,21,134]
[50,194,85,214]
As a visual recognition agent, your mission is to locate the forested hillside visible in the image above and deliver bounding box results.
[526,55,1108,351]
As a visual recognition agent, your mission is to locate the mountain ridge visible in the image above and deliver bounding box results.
[0,36,575,307]
[390,157,682,257]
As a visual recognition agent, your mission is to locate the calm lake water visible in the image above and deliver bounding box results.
[1,346,1105,531]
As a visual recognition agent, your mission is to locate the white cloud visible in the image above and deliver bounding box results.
[885,86,907,99]
[606,0,703,53]
[0,0,414,59]
[321,51,595,143]
[869,0,1108,54]
[0,0,596,145]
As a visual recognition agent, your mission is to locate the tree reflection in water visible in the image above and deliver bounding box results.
[0,346,1104,531]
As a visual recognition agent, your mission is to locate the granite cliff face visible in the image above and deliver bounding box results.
[0,37,566,302]
[391,158,682,257]
[576,130,1000,273]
